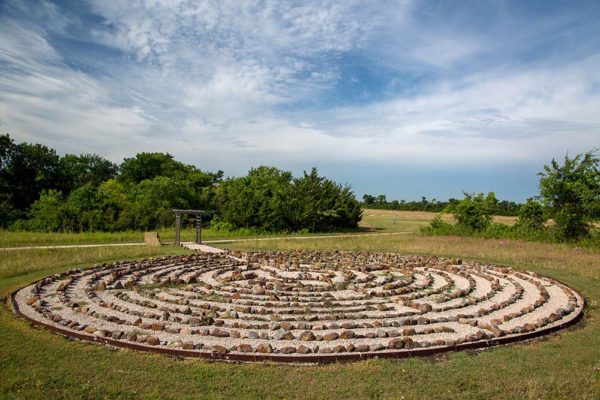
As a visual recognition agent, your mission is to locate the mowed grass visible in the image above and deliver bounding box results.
[0,227,267,248]
[0,217,599,399]
[0,209,514,248]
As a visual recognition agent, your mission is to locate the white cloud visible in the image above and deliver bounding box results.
[0,0,598,196]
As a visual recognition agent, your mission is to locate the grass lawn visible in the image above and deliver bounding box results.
[0,209,514,248]
[0,213,599,399]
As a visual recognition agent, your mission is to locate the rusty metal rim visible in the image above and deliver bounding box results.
[9,268,586,364]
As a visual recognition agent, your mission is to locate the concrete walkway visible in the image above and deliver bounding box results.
[0,231,412,252]
[179,242,226,253]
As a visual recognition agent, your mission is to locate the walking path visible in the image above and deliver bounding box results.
[0,231,412,252]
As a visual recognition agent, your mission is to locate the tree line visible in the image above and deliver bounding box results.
[0,134,362,232]
[361,195,521,216]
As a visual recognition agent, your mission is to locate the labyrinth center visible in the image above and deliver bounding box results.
[13,251,584,362]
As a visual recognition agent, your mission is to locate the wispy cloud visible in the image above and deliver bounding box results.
[0,0,598,199]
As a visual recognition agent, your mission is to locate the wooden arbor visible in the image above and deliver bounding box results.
[173,209,205,246]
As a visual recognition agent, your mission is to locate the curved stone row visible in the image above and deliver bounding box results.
[13,251,583,361]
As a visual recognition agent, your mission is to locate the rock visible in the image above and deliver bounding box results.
[235,306,251,313]
[280,346,296,354]
[300,331,316,341]
[256,343,273,353]
[212,328,229,338]
[402,327,416,336]
[181,306,192,315]
[323,332,339,341]
[318,347,333,354]
[388,338,404,349]
[297,345,311,354]
[182,342,194,350]
[238,344,253,353]
[146,336,160,346]
[280,322,293,331]
[211,345,228,354]
[339,330,355,339]
[355,344,370,352]
[111,330,124,339]
[151,323,165,331]
[369,344,384,352]
[332,345,346,353]
[252,284,266,295]
[26,296,40,305]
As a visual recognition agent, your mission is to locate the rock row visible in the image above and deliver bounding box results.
[13,251,583,361]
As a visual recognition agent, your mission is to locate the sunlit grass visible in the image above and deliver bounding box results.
[0,213,598,399]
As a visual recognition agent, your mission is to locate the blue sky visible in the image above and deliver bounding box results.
[1,0,599,201]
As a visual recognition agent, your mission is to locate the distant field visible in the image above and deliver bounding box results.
[359,209,517,233]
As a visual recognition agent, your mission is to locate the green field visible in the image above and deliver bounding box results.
[0,211,599,399]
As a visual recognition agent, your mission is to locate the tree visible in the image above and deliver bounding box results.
[214,166,293,231]
[362,194,376,205]
[516,198,546,230]
[375,194,387,205]
[59,154,118,193]
[450,192,498,231]
[289,168,362,232]
[0,134,61,214]
[26,190,73,232]
[118,152,198,184]
[538,150,600,240]
[128,176,197,230]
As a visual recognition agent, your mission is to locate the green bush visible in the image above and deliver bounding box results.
[538,150,599,240]
[516,198,546,230]
[447,192,498,231]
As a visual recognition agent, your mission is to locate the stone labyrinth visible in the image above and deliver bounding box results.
[13,251,584,362]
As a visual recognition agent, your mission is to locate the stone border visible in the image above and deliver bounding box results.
[10,263,585,364]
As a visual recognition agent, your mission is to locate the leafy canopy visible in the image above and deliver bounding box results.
[538,150,600,240]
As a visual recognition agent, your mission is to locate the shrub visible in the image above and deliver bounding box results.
[516,198,546,230]
[538,150,599,240]
[448,192,498,231]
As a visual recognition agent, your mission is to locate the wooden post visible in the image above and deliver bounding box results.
[175,212,181,246]
[195,213,201,244]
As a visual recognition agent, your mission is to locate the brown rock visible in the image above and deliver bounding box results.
[212,345,228,354]
[151,323,165,331]
[332,345,346,353]
[300,331,316,341]
[212,328,229,338]
[256,343,273,353]
[146,336,160,346]
[280,346,296,354]
[388,338,404,349]
[323,332,339,341]
[355,344,370,352]
[402,327,416,336]
[297,345,311,354]
[280,322,293,331]
[238,344,253,353]
[340,330,355,339]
